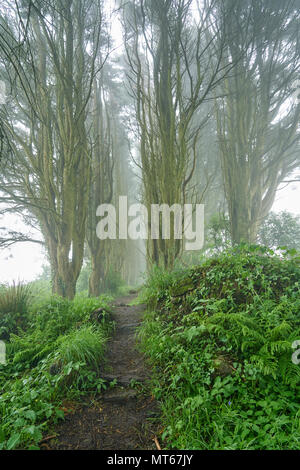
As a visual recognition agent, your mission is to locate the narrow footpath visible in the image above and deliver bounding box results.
[50,295,160,450]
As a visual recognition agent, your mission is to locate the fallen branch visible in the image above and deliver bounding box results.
[153,436,161,450]
[39,435,57,444]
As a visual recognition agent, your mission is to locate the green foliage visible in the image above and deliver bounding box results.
[36,264,51,282]
[0,282,32,340]
[259,211,300,250]
[204,211,300,253]
[140,265,185,308]
[76,264,126,295]
[206,213,231,253]
[102,269,125,294]
[0,282,31,315]
[76,262,91,293]
[139,246,300,449]
[56,326,106,369]
[28,280,51,303]
[0,292,113,450]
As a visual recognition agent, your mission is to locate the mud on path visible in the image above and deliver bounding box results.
[49,295,160,450]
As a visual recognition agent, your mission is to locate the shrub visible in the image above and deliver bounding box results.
[0,293,113,450]
[139,246,300,449]
[258,211,300,250]
[0,282,31,316]
[101,269,125,294]
[0,282,32,339]
[56,326,106,369]
[141,265,185,308]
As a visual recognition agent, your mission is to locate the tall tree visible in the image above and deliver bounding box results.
[124,0,232,269]
[85,52,143,296]
[215,0,300,244]
[0,0,33,164]
[86,70,114,297]
[0,0,105,298]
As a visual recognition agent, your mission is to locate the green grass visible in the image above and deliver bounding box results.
[0,282,32,340]
[0,290,113,450]
[0,282,32,315]
[139,245,300,450]
[57,326,106,368]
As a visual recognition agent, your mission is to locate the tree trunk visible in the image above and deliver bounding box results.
[46,234,83,300]
[88,262,104,298]
[52,272,76,300]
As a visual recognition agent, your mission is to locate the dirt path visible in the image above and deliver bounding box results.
[49,295,160,450]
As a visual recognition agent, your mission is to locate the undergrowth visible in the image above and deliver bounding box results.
[0,290,113,450]
[139,246,300,449]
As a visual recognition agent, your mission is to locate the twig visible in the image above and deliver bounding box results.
[39,435,57,444]
[153,436,161,450]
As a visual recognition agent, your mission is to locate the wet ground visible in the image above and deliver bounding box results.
[48,296,160,450]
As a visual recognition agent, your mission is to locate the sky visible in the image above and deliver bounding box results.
[273,181,300,215]
[0,212,46,284]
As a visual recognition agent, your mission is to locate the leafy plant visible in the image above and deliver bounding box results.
[0,282,32,339]
[0,291,113,450]
[139,246,300,449]
[0,282,32,316]
[57,326,106,369]
[258,211,300,250]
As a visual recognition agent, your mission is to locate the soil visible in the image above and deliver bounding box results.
[47,295,160,450]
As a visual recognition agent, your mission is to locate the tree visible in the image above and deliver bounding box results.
[215,0,300,244]
[0,0,33,164]
[86,68,114,297]
[85,50,144,296]
[258,211,300,250]
[198,210,300,252]
[0,0,106,298]
[124,0,233,270]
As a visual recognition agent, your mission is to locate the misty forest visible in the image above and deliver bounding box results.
[0,0,300,452]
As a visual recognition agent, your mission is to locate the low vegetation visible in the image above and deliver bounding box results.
[139,246,300,450]
[0,287,113,450]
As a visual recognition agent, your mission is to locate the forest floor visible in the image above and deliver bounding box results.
[48,295,160,450]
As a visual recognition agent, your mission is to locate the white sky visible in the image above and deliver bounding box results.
[0,212,46,284]
[0,242,45,284]
[273,182,300,215]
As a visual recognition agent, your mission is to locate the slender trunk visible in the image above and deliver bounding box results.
[88,261,104,297]
[52,271,76,300]
[46,234,83,300]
